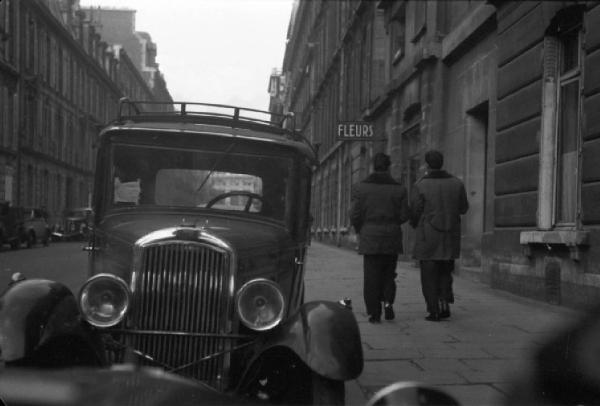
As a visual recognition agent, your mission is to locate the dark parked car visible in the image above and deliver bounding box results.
[52,207,93,241]
[0,201,26,250]
[22,208,51,247]
[0,101,363,405]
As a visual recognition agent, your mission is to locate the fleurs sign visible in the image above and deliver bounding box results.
[337,121,374,141]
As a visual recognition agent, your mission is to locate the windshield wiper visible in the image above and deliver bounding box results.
[196,141,237,192]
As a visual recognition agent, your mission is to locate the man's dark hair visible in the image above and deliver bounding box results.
[373,152,391,171]
[425,150,444,170]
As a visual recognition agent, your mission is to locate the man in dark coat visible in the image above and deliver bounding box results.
[350,152,410,323]
[410,150,468,321]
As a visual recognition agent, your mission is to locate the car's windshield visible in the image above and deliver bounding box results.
[110,143,293,221]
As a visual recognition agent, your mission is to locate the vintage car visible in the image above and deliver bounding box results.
[0,101,363,405]
[22,208,51,247]
[0,201,26,250]
[52,207,93,241]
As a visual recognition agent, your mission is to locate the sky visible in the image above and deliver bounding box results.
[78,0,294,112]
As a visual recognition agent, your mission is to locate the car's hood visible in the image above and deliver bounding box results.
[99,211,293,253]
[0,366,257,406]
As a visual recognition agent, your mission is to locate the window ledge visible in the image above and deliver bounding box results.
[520,230,589,261]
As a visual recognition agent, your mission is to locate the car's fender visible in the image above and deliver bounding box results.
[240,300,363,385]
[0,278,105,367]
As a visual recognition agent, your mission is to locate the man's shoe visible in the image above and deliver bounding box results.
[425,313,440,322]
[368,316,381,323]
[439,300,450,319]
[384,305,395,320]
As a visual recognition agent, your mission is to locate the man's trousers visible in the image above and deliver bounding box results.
[363,254,398,318]
[419,260,454,314]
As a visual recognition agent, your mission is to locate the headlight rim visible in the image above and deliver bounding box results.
[235,278,285,332]
[79,273,131,328]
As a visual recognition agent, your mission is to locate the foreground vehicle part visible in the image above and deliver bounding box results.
[0,367,255,406]
[0,369,434,406]
[0,277,105,368]
[366,382,460,406]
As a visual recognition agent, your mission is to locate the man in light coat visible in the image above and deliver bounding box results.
[350,152,410,323]
[410,150,469,321]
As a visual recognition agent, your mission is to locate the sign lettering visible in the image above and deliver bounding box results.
[337,122,375,141]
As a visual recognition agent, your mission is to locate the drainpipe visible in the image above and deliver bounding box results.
[336,46,346,247]
[336,146,343,246]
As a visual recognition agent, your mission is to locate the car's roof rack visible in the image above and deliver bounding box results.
[116,98,297,136]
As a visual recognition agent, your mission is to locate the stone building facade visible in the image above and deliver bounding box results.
[0,0,172,227]
[80,7,172,101]
[277,0,600,308]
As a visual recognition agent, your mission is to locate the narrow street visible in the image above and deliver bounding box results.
[0,240,581,405]
[0,241,87,293]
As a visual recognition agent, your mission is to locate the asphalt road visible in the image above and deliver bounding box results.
[0,240,88,294]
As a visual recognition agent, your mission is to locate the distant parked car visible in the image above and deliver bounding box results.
[0,201,26,250]
[22,208,51,247]
[52,207,93,241]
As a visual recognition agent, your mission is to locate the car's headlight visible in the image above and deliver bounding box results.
[79,274,130,328]
[236,279,285,331]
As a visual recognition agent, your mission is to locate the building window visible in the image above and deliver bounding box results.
[58,46,63,94]
[41,100,50,151]
[401,103,422,196]
[538,6,584,229]
[0,86,5,147]
[555,17,582,226]
[55,174,62,213]
[26,165,34,206]
[55,110,63,159]
[0,0,7,32]
[46,34,52,83]
[390,3,406,64]
[0,0,9,43]
[412,0,426,42]
[27,15,36,71]
[43,170,49,207]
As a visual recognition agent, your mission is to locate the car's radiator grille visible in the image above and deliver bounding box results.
[122,242,232,387]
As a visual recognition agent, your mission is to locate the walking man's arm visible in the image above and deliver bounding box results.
[409,183,424,228]
[349,186,364,233]
[459,183,469,215]
[399,186,411,224]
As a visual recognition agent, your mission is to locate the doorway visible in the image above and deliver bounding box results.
[463,101,489,267]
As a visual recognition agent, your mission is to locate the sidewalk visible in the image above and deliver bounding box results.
[304,242,578,406]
